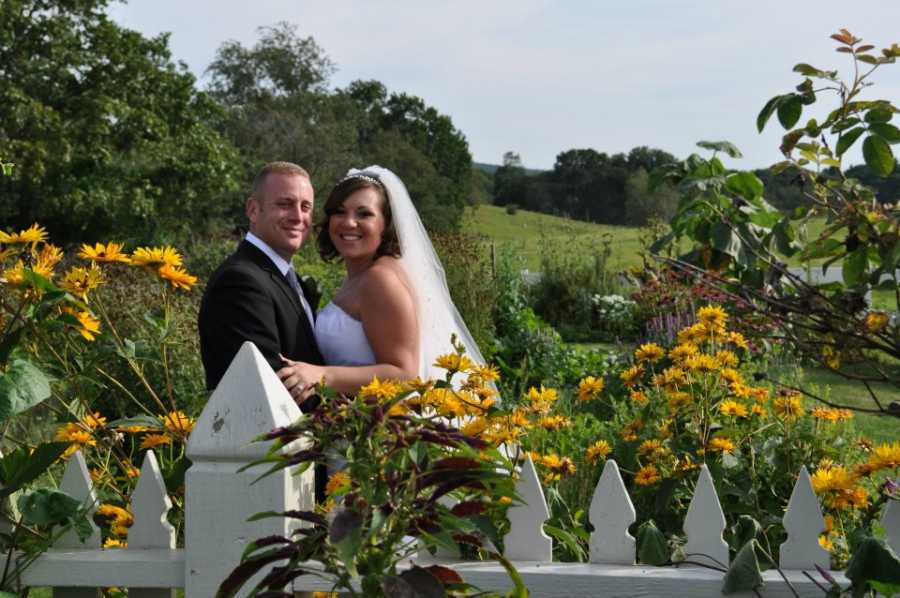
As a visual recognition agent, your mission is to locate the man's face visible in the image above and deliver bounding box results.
[247,172,315,261]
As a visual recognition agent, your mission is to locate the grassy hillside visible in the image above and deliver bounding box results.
[463,205,650,271]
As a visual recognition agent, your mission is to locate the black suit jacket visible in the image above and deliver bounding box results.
[198,240,323,390]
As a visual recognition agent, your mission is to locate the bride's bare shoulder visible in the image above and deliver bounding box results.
[363,257,413,296]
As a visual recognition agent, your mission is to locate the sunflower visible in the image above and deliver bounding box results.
[63,308,101,341]
[773,393,805,420]
[325,471,351,495]
[358,376,402,400]
[634,342,665,363]
[59,265,105,301]
[697,304,728,329]
[139,433,173,451]
[3,224,48,246]
[719,400,748,418]
[78,242,131,264]
[157,264,198,291]
[619,364,644,388]
[162,410,196,436]
[576,376,605,402]
[130,246,183,269]
[707,437,736,453]
[635,464,661,486]
[586,440,612,464]
[433,353,475,373]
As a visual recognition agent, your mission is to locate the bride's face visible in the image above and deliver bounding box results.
[328,187,386,261]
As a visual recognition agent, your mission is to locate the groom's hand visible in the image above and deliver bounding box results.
[278,355,319,404]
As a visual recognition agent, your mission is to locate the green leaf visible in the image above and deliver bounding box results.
[0,163,13,177]
[777,95,803,129]
[636,520,669,565]
[836,126,866,156]
[545,523,587,562]
[757,95,782,132]
[0,442,70,498]
[725,172,764,201]
[696,140,743,158]
[865,106,894,124]
[711,222,742,260]
[846,537,900,590]
[106,415,164,430]
[843,247,868,287]
[491,552,528,598]
[869,122,900,144]
[398,567,446,598]
[17,488,81,527]
[722,540,764,594]
[731,515,763,551]
[0,359,51,422]
[870,581,900,597]
[863,135,895,176]
[793,63,824,77]
[329,508,363,577]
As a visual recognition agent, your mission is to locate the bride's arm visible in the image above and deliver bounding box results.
[279,264,419,396]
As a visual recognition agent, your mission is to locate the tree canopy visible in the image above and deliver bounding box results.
[0,0,241,244]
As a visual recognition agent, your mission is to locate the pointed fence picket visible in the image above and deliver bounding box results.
[17,341,895,597]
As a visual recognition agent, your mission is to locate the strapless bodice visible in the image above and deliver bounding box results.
[314,302,376,366]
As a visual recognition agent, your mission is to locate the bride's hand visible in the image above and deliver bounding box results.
[277,355,324,403]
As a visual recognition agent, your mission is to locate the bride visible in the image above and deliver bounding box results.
[278,166,485,397]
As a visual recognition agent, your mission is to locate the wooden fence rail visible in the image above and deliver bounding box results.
[19,342,897,597]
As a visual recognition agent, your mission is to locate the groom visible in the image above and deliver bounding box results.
[198,161,323,398]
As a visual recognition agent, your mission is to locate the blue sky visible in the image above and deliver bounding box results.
[110,1,900,170]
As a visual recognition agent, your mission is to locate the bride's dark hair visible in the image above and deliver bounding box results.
[316,174,402,262]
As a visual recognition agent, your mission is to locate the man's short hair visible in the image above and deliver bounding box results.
[251,162,310,198]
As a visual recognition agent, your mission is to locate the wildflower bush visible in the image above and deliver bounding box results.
[220,342,526,598]
[591,294,640,342]
[0,220,202,591]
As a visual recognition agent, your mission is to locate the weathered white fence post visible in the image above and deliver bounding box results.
[881,478,900,555]
[683,465,728,568]
[504,454,552,561]
[589,459,635,564]
[184,342,314,596]
[780,466,829,570]
[55,451,102,598]
[129,450,176,598]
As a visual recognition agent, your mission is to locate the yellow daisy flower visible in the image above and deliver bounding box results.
[157,264,198,291]
[78,242,132,264]
[635,464,661,486]
[577,376,605,402]
[586,440,612,464]
[130,246,183,269]
[139,433,173,451]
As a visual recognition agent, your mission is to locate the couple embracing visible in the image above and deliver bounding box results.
[198,161,484,409]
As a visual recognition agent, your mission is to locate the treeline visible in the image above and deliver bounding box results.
[486,148,900,226]
[0,4,472,244]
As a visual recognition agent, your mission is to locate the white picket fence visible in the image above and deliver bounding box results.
[18,342,900,597]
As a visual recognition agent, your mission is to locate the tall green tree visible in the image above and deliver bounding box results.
[0,0,240,244]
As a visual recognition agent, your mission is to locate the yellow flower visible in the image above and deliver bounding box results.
[59,265,105,301]
[719,400,748,418]
[620,419,644,442]
[697,305,728,329]
[161,411,195,436]
[669,343,699,363]
[684,354,718,373]
[720,367,743,384]
[1,261,27,287]
[97,504,134,527]
[325,471,351,495]
[774,393,805,420]
[527,385,559,404]
[461,417,490,438]
[540,453,576,475]
[577,376,605,402]
[677,322,710,345]
[726,331,749,350]
[123,463,140,479]
[635,464,661,486]
[637,439,663,457]
[3,224,48,246]
[139,433,173,451]
[104,538,127,549]
[78,242,132,264]
[539,415,570,431]
[667,390,692,410]
[811,466,856,494]
[358,376,402,400]
[864,311,890,333]
[130,246,183,268]
[81,412,107,430]
[635,343,665,363]
[818,535,834,552]
[864,441,900,473]
[619,364,644,388]
[499,496,513,506]
[750,404,768,418]
[55,422,95,446]
[117,425,154,434]
[810,407,846,422]
[586,440,612,464]
[468,364,500,382]
[707,437,736,453]
[657,366,687,388]
[157,264,198,291]
[821,345,841,370]
[630,390,649,405]
[66,309,101,341]
[433,353,475,373]
[714,350,739,368]
[34,244,63,277]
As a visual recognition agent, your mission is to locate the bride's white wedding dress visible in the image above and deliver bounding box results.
[314,302,376,367]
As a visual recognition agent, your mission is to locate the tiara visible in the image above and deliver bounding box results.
[338,172,382,187]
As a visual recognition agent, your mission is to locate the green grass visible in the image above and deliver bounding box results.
[464,205,650,271]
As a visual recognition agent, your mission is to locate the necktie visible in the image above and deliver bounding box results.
[286,268,315,326]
